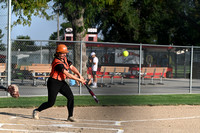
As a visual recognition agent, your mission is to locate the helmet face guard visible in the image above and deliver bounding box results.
[56,44,69,54]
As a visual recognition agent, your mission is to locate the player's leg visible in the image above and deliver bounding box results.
[33,78,61,119]
[87,74,92,85]
[94,73,97,85]
[38,78,61,110]
[91,71,97,88]
[59,81,75,122]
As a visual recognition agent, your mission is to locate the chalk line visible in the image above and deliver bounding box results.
[34,124,124,133]
[0,127,72,133]
[120,115,200,123]
[0,122,124,133]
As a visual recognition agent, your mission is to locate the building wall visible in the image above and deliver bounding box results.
[65,34,98,42]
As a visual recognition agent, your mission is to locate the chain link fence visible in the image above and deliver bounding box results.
[0,2,7,45]
[0,40,200,96]
[0,2,7,96]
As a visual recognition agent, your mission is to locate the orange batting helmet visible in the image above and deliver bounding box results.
[56,44,69,54]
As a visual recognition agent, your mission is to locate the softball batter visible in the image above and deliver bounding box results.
[32,44,85,122]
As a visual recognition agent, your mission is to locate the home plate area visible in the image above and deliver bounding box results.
[0,107,130,133]
[1,106,200,133]
[0,116,124,133]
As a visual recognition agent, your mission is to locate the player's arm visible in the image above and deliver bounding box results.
[70,65,81,77]
[92,58,97,65]
[67,59,84,80]
[55,64,85,83]
[63,69,85,84]
[70,65,84,80]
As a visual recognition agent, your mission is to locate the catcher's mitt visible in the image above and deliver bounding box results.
[7,84,19,98]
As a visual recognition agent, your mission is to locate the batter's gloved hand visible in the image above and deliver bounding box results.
[7,84,19,98]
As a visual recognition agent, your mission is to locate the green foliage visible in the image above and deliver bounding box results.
[76,26,84,33]
[97,0,141,42]
[168,0,200,46]
[0,44,5,51]
[98,0,200,45]
[0,29,5,51]
[49,22,72,41]
[53,0,114,35]
[1,0,200,45]
[0,0,52,26]
[0,29,3,41]
[12,35,36,51]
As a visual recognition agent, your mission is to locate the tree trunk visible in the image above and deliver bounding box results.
[71,9,88,78]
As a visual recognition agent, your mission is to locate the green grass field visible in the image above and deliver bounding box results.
[1,94,200,108]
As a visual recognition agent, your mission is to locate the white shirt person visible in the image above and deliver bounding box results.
[90,52,98,88]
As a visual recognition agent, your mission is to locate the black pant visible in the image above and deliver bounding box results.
[37,77,74,117]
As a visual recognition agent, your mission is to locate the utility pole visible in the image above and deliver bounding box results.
[7,0,11,86]
[57,12,59,40]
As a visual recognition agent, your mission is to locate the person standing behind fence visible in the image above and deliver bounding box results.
[32,44,85,122]
[90,52,99,88]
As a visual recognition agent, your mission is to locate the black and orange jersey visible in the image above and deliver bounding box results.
[50,57,72,81]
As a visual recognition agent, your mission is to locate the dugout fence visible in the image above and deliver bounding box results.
[0,40,200,96]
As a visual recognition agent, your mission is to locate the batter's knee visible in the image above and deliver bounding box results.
[68,94,74,101]
[47,101,55,107]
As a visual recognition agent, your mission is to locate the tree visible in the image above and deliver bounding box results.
[0,29,5,51]
[8,0,52,26]
[97,0,140,43]
[99,0,200,46]
[97,0,168,43]
[165,0,200,46]
[0,0,114,77]
[48,22,72,63]
[49,22,72,41]
[12,35,35,51]
[52,0,115,77]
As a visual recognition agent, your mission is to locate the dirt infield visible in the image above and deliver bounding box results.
[1,106,200,133]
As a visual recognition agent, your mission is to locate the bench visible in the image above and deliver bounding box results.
[20,66,29,70]
[32,64,51,66]
[17,66,32,84]
[17,64,51,85]
[27,65,51,86]
[99,66,129,86]
[0,65,6,85]
[140,67,168,85]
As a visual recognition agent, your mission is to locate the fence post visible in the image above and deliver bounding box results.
[189,46,193,94]
[79,41,83,95]
[40,42,43,64]
[7,0,12,86]
[138,44,142,94]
